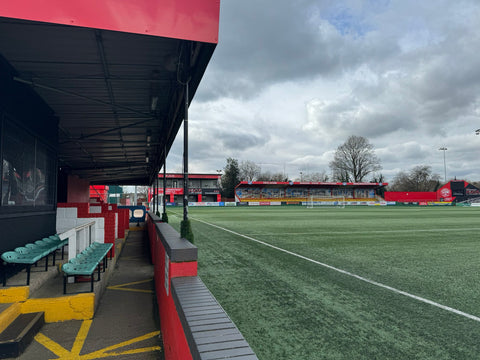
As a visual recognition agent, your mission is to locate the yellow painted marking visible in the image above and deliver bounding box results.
[34,333,71,358]
[71,320,93,355]
[106,287,153,294]
[128,226,145,231]
[84,346,162,358]
[109,279,152,287]
[21,293,94,322]
[107,278,153,293]
[35,320,161,360]
[81,331,160,359]
[0,286,29,303]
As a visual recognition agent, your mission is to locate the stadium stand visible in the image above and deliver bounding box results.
[235,181,387,204]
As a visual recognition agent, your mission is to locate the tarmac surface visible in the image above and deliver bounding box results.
[15,227,164,359]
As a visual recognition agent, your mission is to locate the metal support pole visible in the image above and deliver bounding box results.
[156,171,159,213]
[163,146,167,214]
[151,184,155,214]
[153,184,156,213]
[183,81,189,221]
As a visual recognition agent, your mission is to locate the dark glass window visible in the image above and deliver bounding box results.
[2,122,35,206]
[1,119,56,208]
[35,143,56,206]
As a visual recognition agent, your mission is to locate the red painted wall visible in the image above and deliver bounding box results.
[384,192,437,202]
[57,202,117,256]
[117,208,129,239]
[147,213,197,360]
[0,0,220,43]
[155,244,193,360]
[67,176,90,203]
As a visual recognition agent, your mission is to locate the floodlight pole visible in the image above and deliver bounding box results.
[439,147,447,183]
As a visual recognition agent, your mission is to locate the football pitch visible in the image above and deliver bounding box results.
[168,206,480,359]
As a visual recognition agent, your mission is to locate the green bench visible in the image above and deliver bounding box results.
[61,242,113,294]
[1,235,69,286]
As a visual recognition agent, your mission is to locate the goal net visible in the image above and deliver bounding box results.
[306,195,346,208]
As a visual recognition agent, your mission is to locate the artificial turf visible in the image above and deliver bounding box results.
[169,206,480,359]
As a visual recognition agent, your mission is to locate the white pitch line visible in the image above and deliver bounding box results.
[193,217,480,323]
[243,227,480,237]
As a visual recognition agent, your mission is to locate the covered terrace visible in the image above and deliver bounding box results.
[0,1,257,359]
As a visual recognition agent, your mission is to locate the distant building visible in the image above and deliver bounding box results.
[89,185,109,203]
[149,173,221,205]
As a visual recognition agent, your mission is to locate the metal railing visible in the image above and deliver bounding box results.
[58,220,96,261]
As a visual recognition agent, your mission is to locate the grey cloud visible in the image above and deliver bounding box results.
[303,87,417,141]
[197,1,385,101]
[217,131,268,151]
[173,1,480,183]
[377,142,430,164]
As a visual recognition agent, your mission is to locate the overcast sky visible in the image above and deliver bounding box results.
[166,0,480,183]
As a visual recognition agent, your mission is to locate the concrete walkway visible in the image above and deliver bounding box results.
[16,227,164,359]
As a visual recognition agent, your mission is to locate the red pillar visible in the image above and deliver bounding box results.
[198,194,202,202]
[217,194,221,202]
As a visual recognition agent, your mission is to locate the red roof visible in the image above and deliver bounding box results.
[0,0,220,43]
[158,173,220,180]
[237,181,388,187]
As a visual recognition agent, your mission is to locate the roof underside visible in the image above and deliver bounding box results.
[0,17,216,185]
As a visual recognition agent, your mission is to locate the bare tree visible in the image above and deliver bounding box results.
[298,171,329,182]
[329,135,382,182]
[239,160,261,181]
[390,165,440,192]
[257,171,288,181]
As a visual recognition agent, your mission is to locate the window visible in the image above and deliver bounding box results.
[1,119,56,208]
[35,143,56,206]
[190,180,201,187]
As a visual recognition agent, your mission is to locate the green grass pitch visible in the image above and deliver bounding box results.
[169,206,480,359]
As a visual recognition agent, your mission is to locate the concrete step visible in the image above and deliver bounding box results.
[0,312,44,359]
[0,303,21,335]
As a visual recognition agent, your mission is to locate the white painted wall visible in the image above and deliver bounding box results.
[90,206,102,214]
